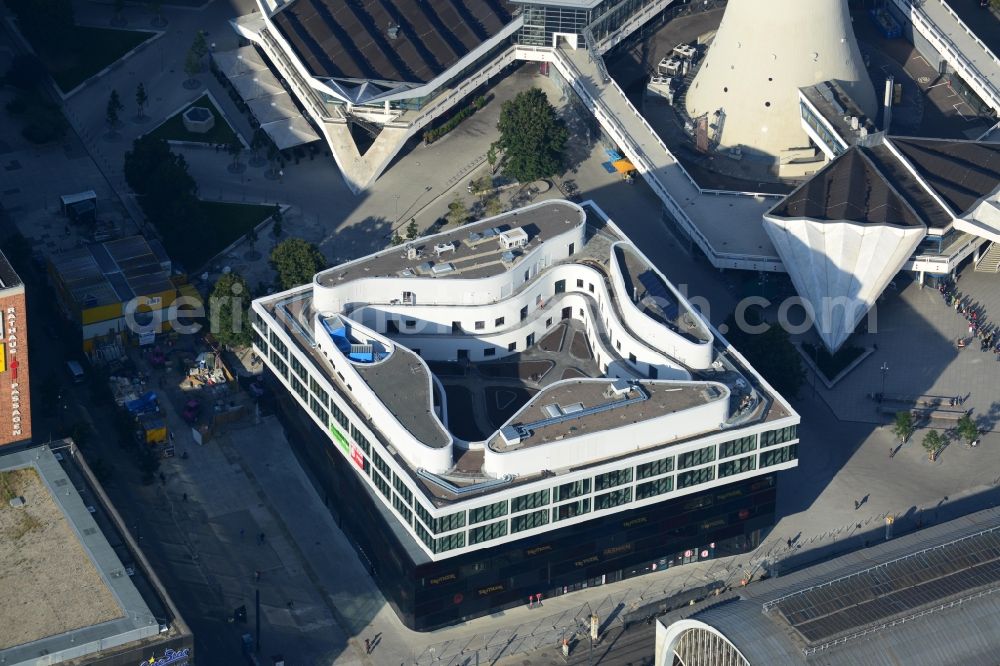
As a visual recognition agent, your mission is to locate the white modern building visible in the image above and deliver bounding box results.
[252,199,800,629]
[686,0,877,166]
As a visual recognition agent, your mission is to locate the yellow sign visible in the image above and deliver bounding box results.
[0,342,6,373]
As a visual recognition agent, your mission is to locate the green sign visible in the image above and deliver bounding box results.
[329,423,349,455]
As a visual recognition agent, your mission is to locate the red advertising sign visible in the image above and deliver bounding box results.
[350,443,365,470]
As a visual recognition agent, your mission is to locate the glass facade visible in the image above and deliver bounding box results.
[273,379,778,630]
[519,4,590,47]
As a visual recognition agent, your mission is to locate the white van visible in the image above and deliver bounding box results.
[66,361,85,384]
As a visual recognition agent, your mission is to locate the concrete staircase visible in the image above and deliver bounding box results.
[975,241,1000,273]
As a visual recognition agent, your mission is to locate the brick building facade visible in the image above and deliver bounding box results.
[0,253,30,446]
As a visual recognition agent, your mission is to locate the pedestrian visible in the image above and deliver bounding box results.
[182,493,188,502]
[364,639,371,654]
[854,499,860,510]
[786,537,792,548]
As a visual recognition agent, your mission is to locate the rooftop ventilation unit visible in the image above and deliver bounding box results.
[562,402,584,414]
[499,228,528,250]
[431,263,456,275]
[387,23,400,40]
[543,404,563,418]
[500,251,517,266]
[608,378,632,396]
[405,243,418,260]
[434,242,456,256]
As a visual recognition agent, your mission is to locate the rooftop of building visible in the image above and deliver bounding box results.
[50,235,173,310]
[768,135,1000,231]
[768,146,925,227]
[0,442,182,665]
[488,379,726,452]
[260,201,794,506]
[271,0,515,84]
[658,504,1000,665]
[800,80,877,148]
[0,249,22,293]
[316,199,584,287]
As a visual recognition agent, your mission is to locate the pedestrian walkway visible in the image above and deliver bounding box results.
[537,44,783,271]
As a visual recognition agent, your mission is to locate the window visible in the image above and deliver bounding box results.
[309,395,328,422]
[568,242,575,256]
[452,321,462,333]
[678,445,716,470]
[595,488,632,510]
[595,468,632,491]
[576,279,584,288]
[469,500,508,524]
[469,519,508,544]
[720,435,757,458]
[373,472,391,501]
[761,425,798,447]
[588,283,595,293]
[546,317,552,327]
[511,509,549,533]
[349,424,370,454]
[760,444,798,467]
[636,456,674,479]
[416,504,467,534]
[511,489,550,513]
[636,476,673,500]
[434,532,465,553]
[405,319,417,329]
[393,473,413,505]
[495,316,505,327]
[677,467,715,489]
[290,376,308,402]
[719,455,757,478]
[628,352,637,364]
[508,342,517,352]
[475,321,485,330]
[392,494,413,524]
[616,340,621,351]
[520,306,528,321]
[555,279,566,294]
[290,355,307,381]
[252,328,267,352]
[484,348,496,357]
[553,498,590,521]
[526,333,535,348]
[309,377,328,405]
[372,449,391,479]
[269,330,288,357]
[269,350,288,378]
[553,478,590,501]
[330,401,350,431]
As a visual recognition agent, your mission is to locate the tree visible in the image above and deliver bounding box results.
[486,144,498,172]
[390,232,403,246]
[485,196,503,218]
[892,411,915,444]
[183,49,201,82]
[210,272,252,348]
[190,30,209,59]
[106,89,124,131]
[721,313,805,399]
[922,430,945,462]
[269,237,325,290]
[135,82,148,119]
[446,195,468,226]
[956,414,979,445]
[405,218,419,240]
[226,137,243,170]
[493,88,568,183]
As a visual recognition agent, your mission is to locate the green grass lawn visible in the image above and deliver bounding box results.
[146,93,239,145]
[28,25,156,92]
[161,201,276,270]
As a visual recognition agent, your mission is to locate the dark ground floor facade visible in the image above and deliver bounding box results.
[271,380,777,631]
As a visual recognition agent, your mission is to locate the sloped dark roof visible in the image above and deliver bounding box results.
[891,136,1000,217]
[271,0,514,84]
[769,148,924,227]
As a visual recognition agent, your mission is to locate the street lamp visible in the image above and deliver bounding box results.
[879,362,889,402]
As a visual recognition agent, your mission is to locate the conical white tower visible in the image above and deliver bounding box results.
[686,0,876,159]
